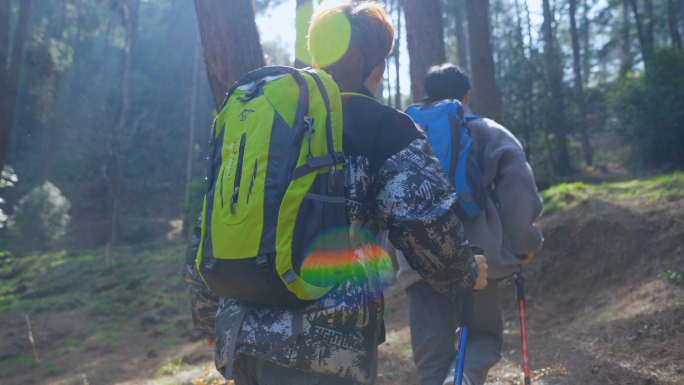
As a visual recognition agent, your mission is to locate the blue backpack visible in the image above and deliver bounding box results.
[406,100,487,220]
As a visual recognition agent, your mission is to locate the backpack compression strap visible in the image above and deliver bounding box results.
[289,70,346,182]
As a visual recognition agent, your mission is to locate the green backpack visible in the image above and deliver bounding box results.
[196,66,349,306]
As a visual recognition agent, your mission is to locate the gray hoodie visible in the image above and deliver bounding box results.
[395,105,544,288]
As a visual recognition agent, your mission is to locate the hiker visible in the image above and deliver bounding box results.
[394,64,544,385]
[183,5,487,385]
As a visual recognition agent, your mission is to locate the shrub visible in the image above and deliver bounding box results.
[609,49,684,170]
[0,166,18,230]
[183,178,206,234]
[9,181,71,250]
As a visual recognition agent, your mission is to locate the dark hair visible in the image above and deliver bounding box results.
[423,64,471,102]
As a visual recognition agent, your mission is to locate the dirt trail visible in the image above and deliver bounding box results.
[1,194,683,384]
[376,194,684,384]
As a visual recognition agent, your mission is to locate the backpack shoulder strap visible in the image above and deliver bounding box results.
[340,92,379,103]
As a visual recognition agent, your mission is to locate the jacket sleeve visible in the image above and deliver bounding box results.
[183,218,219,340]
[493,145,544,255]
[373,138,479,299]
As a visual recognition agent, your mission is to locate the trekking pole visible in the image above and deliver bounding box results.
[455,291,473,385]
[455,245,483,385]
[514,261,531,385]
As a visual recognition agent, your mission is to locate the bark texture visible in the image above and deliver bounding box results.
[668,0,682,49]
[394,0,402,110]
[542,0,570,171]
[0,0,32,173]
[465,0,501,121]
[194,0,265,110]
[620,0,632,77]
[402,0,445,101]
[454,0,468,70]
[629,0,655,64]
[570,0,592,166]
[106,0,140,270]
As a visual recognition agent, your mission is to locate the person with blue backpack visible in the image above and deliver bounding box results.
[394,64,544,385]
[183,6,488,385]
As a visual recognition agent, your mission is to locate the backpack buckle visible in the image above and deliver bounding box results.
[255,254,270,274]
[238,79,266,103]
[202,257,217,275]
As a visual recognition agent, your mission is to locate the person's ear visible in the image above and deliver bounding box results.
[462,90,471,106]
[363,61,386,94]
[371,61,386,84]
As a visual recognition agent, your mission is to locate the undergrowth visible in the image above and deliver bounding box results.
[0,240,193,381]
[540,172,684,214]
[156,358,186,377]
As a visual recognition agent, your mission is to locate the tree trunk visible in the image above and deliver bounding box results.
[465,0,501,121]
[668,0,682,49]
[570,0,592,167]
[542,0,569,172]
[454,0,468,70]
[524,0,535,156]
[620,0,632,78]
[41,0,69,182]
[402,0,445,101]
[105,0,139,270]
[629,0,654,65]
[581,0,590,89]
[194,0,264,110]
[681,0,684,35]
[514,0,532,160]
[0,1,9,61]
[142,0,178,207]
[185,38,201,208]
[394,0,402,110]
[69,3,82,115]
[294,0,313,68]
[0,0,32,174]
[644,0,654,52]
[542,105,556,185]
[381,67,389,103]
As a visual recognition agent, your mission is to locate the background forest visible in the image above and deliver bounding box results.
[1,1,684,384]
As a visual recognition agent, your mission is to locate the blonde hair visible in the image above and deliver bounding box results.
[308,2,394,77]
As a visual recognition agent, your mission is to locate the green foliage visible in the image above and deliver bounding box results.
[540,172,684,214]
[9,181,71,250]
[183,178,206,233]
[45,361,60,376]
[662,264,684,286]
[156,358,185,376]
[0,166,18,229]
[610,49,684,170]
[540,182,590,213]
[160,338,182,345]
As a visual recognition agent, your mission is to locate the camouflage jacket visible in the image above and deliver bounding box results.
[183,93,478,384]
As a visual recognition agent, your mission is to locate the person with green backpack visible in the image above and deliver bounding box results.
[183,4,487,384]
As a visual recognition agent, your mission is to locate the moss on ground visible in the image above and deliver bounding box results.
[540,172,684,214]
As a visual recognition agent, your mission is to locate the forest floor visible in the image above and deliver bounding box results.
[1,173,683,385]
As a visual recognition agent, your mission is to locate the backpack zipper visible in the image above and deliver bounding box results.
[247,158,257,204]
[219,167,226,208]
[230,133,247,214]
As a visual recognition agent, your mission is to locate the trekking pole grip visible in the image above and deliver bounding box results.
[515,268,525,302]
